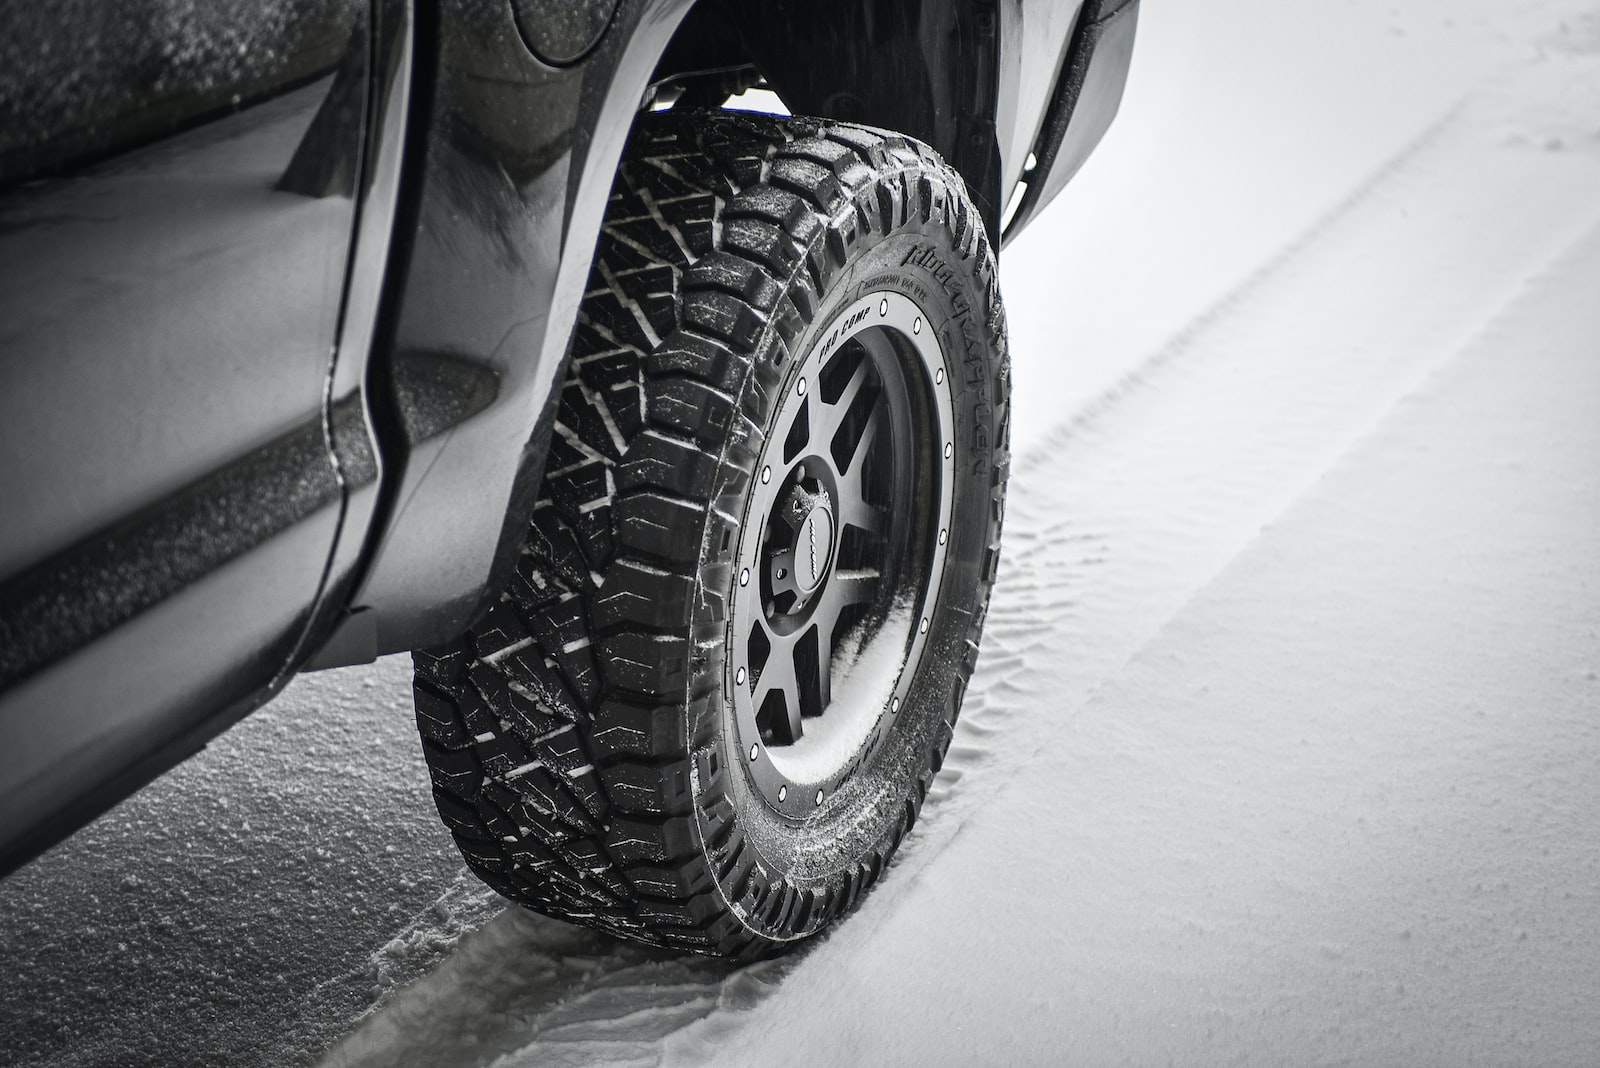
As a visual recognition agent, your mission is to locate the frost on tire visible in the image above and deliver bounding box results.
[413,109,1010,958]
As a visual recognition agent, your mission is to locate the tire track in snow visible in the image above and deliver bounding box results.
[320,63,1600,1068]
[894,82,1600,872]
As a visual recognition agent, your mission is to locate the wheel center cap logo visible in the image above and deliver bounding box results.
[793,505,835,596]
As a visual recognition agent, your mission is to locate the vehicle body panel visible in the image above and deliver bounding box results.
[997,0,1087,196]
[1001,0,1139,242]
[340,0,698,658]
[0,1,367,589]
[0,0,396,870]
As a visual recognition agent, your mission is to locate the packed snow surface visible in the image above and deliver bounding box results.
[3,0,1599,1064]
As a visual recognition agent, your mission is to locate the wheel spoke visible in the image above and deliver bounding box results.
[806,385,833,453]
[777,391,815,467]
[835,403,883,478]
[809,570,876,704]
[781,644,806,740]
[751,622,805,743]
[815,352,870,445]
[835,461,887,535]
[806,620,832,712]
[768,547,799,598]
[831,352,872,418]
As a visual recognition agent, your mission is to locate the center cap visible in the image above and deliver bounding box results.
[792,505,835,596]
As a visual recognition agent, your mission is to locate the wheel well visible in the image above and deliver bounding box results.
[648,0,1003,240]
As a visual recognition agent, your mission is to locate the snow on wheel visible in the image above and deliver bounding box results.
[412,109,1009,958]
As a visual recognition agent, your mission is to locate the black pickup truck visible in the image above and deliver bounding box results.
[0,0,1137,956]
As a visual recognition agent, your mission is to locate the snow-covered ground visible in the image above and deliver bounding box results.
[4,1,1599,1064]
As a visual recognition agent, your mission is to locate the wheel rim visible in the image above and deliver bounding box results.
[728,290,956,817]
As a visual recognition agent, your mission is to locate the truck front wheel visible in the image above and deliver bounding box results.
[413,109,1010,957]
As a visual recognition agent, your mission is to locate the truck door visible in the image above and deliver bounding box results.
[0,0,371,868]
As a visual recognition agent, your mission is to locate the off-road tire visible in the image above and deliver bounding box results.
[413,109,1009,958]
